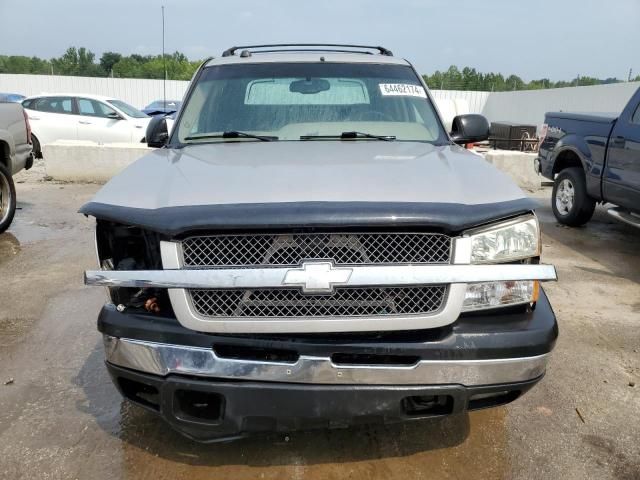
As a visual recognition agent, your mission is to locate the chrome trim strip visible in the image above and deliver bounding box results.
[104,335,550,386]
[85,263,557,289]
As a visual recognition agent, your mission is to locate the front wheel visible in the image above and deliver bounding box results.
[32,134,42,159]
[552,167,595,226]
[0,162,17,233]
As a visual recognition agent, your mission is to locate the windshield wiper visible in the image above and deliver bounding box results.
[300,131,396,141]
[185,131,278,142]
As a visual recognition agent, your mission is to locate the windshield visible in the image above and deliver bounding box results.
[107,99,149,118]
[175,63,447,144]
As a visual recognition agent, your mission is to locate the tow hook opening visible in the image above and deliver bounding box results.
[401,395,454,417]
[117,377,160,411]
[173,390,224,424]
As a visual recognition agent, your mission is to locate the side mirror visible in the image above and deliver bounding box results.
[146,116,169,148]
[450,114,490,145]
[107,111,123,120]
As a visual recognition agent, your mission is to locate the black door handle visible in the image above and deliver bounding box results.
[611,136,626,147]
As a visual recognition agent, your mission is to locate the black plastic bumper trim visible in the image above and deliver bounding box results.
[107,363,542,443]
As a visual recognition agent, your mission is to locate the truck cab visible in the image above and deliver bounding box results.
[537,86,640,227]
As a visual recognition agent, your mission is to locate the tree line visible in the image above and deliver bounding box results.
[0,47,201,81]
[1,47,639,90]
[422,65,639,91]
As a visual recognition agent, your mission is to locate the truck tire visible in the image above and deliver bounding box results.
[0,162,17,233]
[32,134,42,159]
[552,167,595,226]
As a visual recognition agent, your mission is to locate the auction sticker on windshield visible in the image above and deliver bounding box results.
[379,83,427,98]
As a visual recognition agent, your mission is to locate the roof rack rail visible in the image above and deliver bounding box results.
[222,43,394,57]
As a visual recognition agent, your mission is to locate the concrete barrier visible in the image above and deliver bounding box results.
[41,140,543,191]
[43,141,151,183]
[482,150,541,191]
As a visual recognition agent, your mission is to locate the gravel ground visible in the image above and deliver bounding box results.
[0,165,638,479]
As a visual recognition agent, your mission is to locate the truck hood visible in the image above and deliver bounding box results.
[81,141,536,234]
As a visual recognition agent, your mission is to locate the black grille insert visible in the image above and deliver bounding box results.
[182,232,451,267]
[190,285,447,318]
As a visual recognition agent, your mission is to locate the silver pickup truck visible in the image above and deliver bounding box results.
[0,102,33,233]
[81,44,558,442]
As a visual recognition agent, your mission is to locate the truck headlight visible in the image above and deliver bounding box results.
[463,215,541,311]
[468,215,540,264]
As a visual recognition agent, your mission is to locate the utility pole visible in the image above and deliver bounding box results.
[162,5,166,107]
[629,68,633,82]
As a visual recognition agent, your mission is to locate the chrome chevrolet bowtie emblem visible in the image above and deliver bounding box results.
[282,261,353,294]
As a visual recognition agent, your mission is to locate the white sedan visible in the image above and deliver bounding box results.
[22,94,151,157]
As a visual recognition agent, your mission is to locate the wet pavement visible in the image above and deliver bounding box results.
[0,176,638,479]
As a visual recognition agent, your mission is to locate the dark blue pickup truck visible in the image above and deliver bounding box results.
[537,87,640,227]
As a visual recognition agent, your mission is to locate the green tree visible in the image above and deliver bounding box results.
[505,74,525,91]
[50,47,100,76]
[111,56,143,78]
[99,51,122,75]
[0,55,52,74]
[526,79,551,90]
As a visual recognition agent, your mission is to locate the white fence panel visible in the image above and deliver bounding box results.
[430,89,490,114]
[0,74,190,108]
[481,82,640,127]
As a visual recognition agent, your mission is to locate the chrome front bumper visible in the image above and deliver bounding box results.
[103,335,550,387]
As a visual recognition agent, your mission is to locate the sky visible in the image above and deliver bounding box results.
[1,0,639,81]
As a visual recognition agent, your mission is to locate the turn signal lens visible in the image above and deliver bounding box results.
[462,280,536,312]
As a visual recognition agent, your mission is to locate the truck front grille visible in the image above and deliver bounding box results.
[189,286,447,318]
[182,232,451,267]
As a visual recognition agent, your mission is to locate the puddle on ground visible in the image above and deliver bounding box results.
[80,401,509,479]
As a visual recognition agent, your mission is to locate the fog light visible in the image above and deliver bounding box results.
[462,281,537,312]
